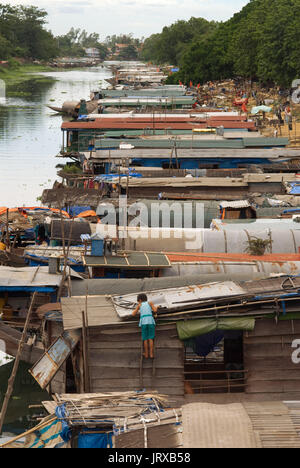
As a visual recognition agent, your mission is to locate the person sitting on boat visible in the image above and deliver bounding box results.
[132,294,157,359]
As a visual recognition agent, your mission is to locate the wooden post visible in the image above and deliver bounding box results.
[57,213,74,301]
[0,292,37,434]
[81,309,90,393]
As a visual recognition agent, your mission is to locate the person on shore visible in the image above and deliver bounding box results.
[132,293,157,359]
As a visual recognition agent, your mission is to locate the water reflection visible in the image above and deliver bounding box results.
[0,66,112,207]
[0,66,112,440]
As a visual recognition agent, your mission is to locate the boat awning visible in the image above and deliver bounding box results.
[83,252,171,269]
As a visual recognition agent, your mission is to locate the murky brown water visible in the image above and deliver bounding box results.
[0,66,112,207]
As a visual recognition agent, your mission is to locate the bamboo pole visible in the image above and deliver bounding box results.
[0,415,56,448]
[84,285,91,393]
[0,292,37,434]
[57,212,74,300]
[81,310,89,393]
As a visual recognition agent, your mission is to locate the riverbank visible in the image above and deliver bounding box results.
[0,63,57,97]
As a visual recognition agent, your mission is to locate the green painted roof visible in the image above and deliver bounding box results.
[243,137,289,147]
[83,252,171,269]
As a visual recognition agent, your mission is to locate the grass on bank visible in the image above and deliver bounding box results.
[0,60,56,96]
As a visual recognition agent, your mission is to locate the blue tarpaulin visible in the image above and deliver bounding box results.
[65,206,91,217]
[287,182,300,195]
[78,431,113,448]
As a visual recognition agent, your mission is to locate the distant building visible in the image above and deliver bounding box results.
[85,48,100,59]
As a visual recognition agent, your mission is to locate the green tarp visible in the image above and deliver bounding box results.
[176,317,255,341]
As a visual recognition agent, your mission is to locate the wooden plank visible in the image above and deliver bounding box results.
[244,356,298,370]
[244,335,298,345]
[247,369,300,382]
[246,380,300,394]
[89,339,182,350]
[89,323,177,336]
[91,383,184,396]
[89,328,178,342]
[89,366,183,379]
[244,343,295,358]
[88,348,184,369]
[246,320,300,337]
[90,377,184,388]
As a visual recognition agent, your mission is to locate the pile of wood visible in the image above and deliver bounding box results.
[52,391,169,427]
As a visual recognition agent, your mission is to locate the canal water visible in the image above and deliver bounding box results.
[0,65,112,443]
[0,65,112,207]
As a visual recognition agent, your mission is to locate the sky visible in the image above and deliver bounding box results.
[6,0,250,39]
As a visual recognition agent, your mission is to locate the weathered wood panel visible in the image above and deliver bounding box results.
[92,384,184,397]
[89,323,177,337]
[87,324,184,396]
[245,319,300,337]
[89,339,182,350]
[244,319,300,395]
[244,343,295,358]
[91,378,183,389]
[244,356,298,370]
[89,348,184,369]
[89,366,183,379]
[244,335,299,345]
[50,368,66,394]
[247,369,300,381]
[246,380,300,393]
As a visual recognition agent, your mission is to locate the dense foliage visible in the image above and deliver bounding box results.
[0,4,58,60]
[0,4,142,62]
[143,0,300,87]
[141,17,217,66]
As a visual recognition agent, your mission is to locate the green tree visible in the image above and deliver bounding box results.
[0,33,12,59]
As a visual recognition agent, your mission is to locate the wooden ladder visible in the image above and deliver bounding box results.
[139,341,156,388]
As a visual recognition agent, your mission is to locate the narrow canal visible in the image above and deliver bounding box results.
[0,65,112,443]
[0,65,112,207]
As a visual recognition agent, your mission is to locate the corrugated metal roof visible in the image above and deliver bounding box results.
[112,281,246,319]
[0,266,62,288]
[70,273,271,297]
[182,403,258,448]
